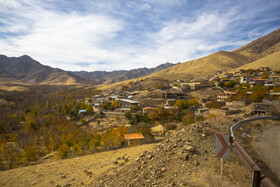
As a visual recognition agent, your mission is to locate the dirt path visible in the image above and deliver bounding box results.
[0,143,157,187]
[256,125,280,183]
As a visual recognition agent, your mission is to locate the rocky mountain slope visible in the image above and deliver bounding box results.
[0,117,252,186]
[94,118,251,186]
[72,62,178,84]
[0,55,94,86]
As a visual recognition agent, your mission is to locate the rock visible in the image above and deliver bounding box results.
[185,145,194,152]
[160,167,166,172]
[60,174,67,179]
[83,169,92,176]
[125,158,129,162]
[113,161,119,165]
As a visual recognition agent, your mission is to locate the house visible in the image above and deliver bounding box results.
[143,107,157,114]
[251,79,267,86]
[217,92,237,102]
[107,96,118,102]
[93,103,102,112]
[260,67,271,72]
[240,75,254,84]
[123,133,145,146]
[116,108,131,113]
[119,99,139,108]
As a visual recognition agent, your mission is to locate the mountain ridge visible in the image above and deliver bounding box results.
[71,62,178,84]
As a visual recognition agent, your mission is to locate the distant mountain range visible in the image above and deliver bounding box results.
[71,62,178,85]
[0,28,279,90]
[0,55,177,87]
[0,55,94,86]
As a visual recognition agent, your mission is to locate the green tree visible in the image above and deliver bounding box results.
[125,111,132,120]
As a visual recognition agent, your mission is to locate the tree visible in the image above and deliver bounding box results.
[125,111,132,120]
[205,101,224,109]
[249,86,268,102]
[174,100,190,110]
[102,101,111,110]
[187,98,199,107]
[111,100,119,110]
[182,112,195,125]
[131,105,139,112]
[57,143,70,158]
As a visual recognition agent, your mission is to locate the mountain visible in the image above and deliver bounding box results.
[98,28,280,90]
[147,29,280,82]
[237,51,280,70]
[72,62,178,84]
[0,55,94,86]
[146,51,250,81]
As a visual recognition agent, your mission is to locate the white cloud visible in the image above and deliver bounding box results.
[0,0,279,71]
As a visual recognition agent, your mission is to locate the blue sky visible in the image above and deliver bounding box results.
[0,0,279,71]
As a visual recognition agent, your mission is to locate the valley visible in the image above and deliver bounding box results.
[0,28,280,186]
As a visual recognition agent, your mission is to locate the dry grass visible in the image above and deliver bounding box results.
[0,143,157,187]
[236,51,280,70]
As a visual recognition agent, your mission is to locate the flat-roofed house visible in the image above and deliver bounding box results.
[118,99,139,108]
[123,133,145,146]
[240,75,254,84]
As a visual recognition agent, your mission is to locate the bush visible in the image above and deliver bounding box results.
[125,111,132,120]
[57,143,70,158]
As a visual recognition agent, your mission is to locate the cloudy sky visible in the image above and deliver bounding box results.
[0,0,279,71]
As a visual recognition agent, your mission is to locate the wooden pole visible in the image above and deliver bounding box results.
[220,158,224,175]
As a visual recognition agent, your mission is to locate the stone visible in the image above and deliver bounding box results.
[160,167,166,172]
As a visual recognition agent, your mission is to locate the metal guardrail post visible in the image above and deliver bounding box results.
[252,170,261,187]
[229,116,280,187]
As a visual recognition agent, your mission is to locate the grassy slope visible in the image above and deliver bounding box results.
[0,143,157,187]
[237,51,280,70]
[146,51,249,81]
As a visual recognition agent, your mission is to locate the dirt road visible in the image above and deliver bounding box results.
[256,125,280,184]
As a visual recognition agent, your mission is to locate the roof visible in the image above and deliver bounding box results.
[123,133,145,140]
[119,99,139,104]
[224,91,237,95]
[143,107,157,110]
[253,79,267,81]
[79,110,87,113]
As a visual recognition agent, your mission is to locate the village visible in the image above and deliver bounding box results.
[76,67,280,146]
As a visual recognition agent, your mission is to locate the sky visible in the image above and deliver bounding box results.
[0,0,279,71]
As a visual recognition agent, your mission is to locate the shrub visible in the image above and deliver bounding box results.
[57,143,70,158]
[125,111,132,120]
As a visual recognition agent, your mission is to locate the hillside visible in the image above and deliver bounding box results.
[146,51,249,81]
[72,62,177,84]
[237,51,280,70]
[0,55,94,86]
[233,28,280,61]
[99,28,280,90]
[0,117,252,187]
